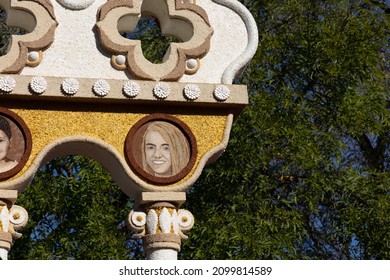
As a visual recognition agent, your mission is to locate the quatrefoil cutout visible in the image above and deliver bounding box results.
[96,0,213,81]
[0,0,57,73]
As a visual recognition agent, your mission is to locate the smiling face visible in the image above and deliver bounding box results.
[0,130,11,162]
[144,130,172,176]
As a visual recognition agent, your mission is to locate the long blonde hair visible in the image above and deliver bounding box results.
[141,121,190,177]
[0,116,12,162]
[0,116,12,140]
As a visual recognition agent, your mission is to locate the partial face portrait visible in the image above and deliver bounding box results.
[0,108,31,180]
[141,121,190,178]
[0,116,18,173]
[144,130,172,176]
[125,114,197,184]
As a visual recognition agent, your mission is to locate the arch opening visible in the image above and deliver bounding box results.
[8,155,144,260]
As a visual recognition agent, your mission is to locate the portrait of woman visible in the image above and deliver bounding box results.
[0,116,18,173]
[125,114,197,184]
[141,121,190,178]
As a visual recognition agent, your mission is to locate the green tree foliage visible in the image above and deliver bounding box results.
[1,0,389,259]
[182,0,390,259]
[0,7,12,55]
[0,7,26,56]
[10,157,142,260]
[121,17,180,64]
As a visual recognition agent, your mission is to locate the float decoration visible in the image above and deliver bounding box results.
[0,0,258,260]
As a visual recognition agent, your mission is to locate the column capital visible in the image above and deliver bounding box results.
[127,196,194,260]
[0,190,28,260]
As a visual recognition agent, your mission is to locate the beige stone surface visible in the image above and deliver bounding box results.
[16,0,256,84]
[0,0,57,73]
[0,190,18,205]
[137,192,186,207]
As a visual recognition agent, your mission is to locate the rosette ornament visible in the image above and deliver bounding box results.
[96,0,213,81]
[0,0,57,73]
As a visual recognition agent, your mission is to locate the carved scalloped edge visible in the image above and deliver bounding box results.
[98,0,209,32]
[0,0,58,74]
[98,0,134,20]
[96,0,213,81]
[212,0,259,84]
[175,0,210,25]
[30,0,56,19]
[0,115,233,198]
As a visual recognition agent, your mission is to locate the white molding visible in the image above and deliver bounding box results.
[212,0,259,84]
[0,248,8,260]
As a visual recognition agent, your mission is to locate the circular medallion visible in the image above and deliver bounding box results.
[125,114,197,185]
[0,108,32,180]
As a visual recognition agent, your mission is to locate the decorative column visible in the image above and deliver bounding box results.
[128,192,194,260]
[0,190,28,260]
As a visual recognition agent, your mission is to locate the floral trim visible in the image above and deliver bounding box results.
[0,76,16,93]
[61,78,79,96]
[29,76,47,94]
[153,82,171,99]
[123,81,140,98]
[93,79,110,97]
[214,85,230,101]
[183,84,201,100]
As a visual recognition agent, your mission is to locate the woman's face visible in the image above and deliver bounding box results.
[144,130,172,176]
[0,130,11,161]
